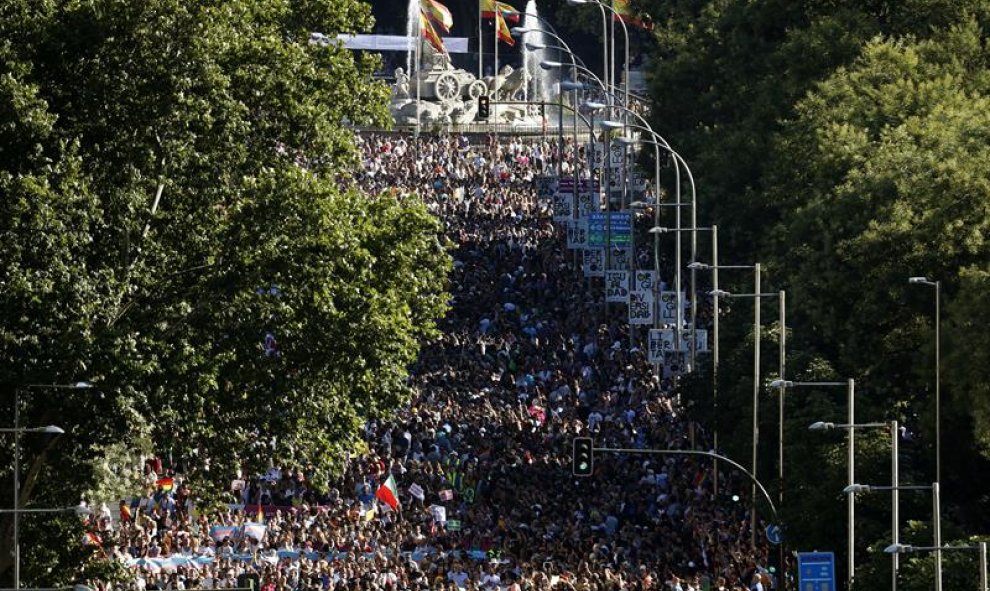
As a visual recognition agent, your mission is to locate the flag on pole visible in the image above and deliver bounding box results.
[376,474,401,511]
[256,504,265,524]
[156,477,174,492]
[420,12,446,54]
[613,0,654,30]
[421,0,453,33]
[481,0,521,23]
[495,11,514,46]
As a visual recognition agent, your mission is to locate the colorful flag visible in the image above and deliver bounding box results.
[242,522,267,541]
[692,468,709,490]
[376,474,401,511]
[156,477,174,492]
[82,531,102,547]
[481,0,521,23]
[420,12,446,54]
[209,525,238,541]
[495,11,514,46]
[421,0,453,33]
[613,0,654,30]
[256,504,265,523]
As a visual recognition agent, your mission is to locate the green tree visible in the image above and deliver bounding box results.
[0,0,450,584]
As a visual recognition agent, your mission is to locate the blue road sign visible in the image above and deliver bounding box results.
[765,524,783,545]
[797,552,836,591]
[587,212,632,247]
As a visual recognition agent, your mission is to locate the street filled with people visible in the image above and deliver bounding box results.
[90,133,777,591]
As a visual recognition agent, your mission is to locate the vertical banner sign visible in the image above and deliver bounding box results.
[659,292,687,326]
[567,220,589,249]
[634,271,657,299]
[591,142,605,172]
[577,181,601,219]
[608,247,632,271]
[630,173,650,203]
[535,176,558,199]
[583,249,604,278]
[628,290,654,324]
[552,191,574,222]
[609,143,624,169]
[648,329,677,364]
[678,329,709,353]
[663,351,687,377]
[605,271,630,303]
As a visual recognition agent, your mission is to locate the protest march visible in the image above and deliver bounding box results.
[82,132,775,591]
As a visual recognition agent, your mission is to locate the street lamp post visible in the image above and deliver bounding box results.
[9,382,90,589]
[780,379,857,589]
[886,543,986,591]
[908,276,941,484]
[708,286,783,549]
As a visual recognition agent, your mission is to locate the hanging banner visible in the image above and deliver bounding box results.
[552,191,574,221]
[678,329,709,353]
[663,351,687,377]
[567,220,589,249]
[607,247,633,271]
[648,329,677,364]
[659,291,687,326]
[633,270,657,297]
[535,175,558,199]
[576,189,600,219]
[605,270,630,303]
[628,290,654,324]
[583,248,604,278]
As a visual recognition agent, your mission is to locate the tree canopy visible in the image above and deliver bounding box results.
[0,0,449,583]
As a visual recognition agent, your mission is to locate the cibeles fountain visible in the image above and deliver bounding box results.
[390,0,555,128]
[390,46,544,127]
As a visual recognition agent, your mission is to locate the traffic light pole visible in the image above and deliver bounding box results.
[582,444,779,522]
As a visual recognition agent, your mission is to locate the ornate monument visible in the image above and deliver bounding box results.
[390,45,544,127]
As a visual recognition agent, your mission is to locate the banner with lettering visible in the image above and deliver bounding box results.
[605,270,630,303]
[583,248,604,278]
[566,220,589,249]
[659,291,687,326]
[629,290,654,324]
[633,270,657,298]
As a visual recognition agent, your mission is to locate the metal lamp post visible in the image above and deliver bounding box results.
[908,276,941,484]
[709,286,782,549]
[848,480,942,591]
[8,382,90,589]
[886,543,986,591]
[777,379,857,589]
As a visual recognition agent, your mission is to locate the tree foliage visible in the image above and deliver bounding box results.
[0,0,449,584]
[643,0,990,586]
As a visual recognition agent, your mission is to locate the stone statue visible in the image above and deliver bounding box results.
[392,67,410,99]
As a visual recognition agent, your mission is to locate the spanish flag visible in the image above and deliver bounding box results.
[481,0,521,24]
[613,0,654,30]
[420,11,446,54]
[495,11,514,46]
[421,0,453,33]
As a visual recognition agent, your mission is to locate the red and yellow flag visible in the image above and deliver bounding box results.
[495,11,514,46]
[613,0,654,30]
[420,12,446,53]
[421,0,453,33]
[481,0,521,24]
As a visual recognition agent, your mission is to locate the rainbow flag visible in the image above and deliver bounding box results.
[156,477,174,492]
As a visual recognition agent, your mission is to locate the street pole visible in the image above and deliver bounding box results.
[935,280,941,485]
[712,225,720,496]
[13,388,20,591]
[892,419,899,591]
[751,262,761,550]
[934,481,942,591]
[980,541,987,591]
[848,378,856,590]
[777,289,786,582]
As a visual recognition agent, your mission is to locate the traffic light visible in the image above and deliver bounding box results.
[478,95,490,119]
[572,437,594,477]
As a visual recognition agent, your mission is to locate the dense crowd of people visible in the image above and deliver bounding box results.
[88,132,778,591]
